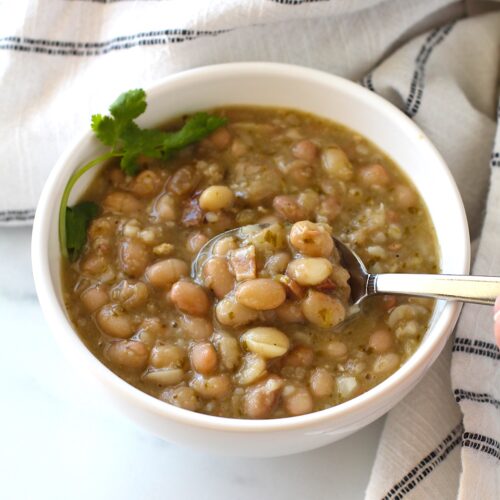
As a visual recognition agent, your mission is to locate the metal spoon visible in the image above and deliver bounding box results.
[193,224,500,306]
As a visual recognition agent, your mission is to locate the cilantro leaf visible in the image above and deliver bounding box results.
[91,114,118,147]
[60,88,227,261]
[65,202,100,261]
[162,113,228,157]
[109,88,147,123]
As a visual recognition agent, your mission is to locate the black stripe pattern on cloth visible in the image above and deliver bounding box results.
[454,389,500,409]
[0,209,36,223]
[404,23,455,118]
[269,0,329,4]
[462,433,500,461]
[0,29,230,57]
[453,337,500,360]
[361,72,375,92]
[382,423,463,500]
[491,102,500,167]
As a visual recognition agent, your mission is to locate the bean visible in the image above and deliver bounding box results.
[146,259,188,288]
[292,140,317,162]
[155,194,176,221]
[264,252,291,275]
[119,239,150,278]
[179,315,213,340]
[372,353,400,375]
[111,280,149,310]
[284,345,314,367]
[302,290,346,328]
[209,127,232,150]
[272,195,307,222]
[287,160,314,188]
[240,327,290,359]
[283,386,313,416]
[170,281,210,316]
[214,333,241,371]
[276,301,305,323]
[216,297,258,327]
[326,340,348,359]
[336,375,358,398]
[162,386,200,411]
[106,340,149,369]
[289,221,334,257]
[80,284,109,312]
[167,166,200,196]
[199,185,234,212]
[235,279,286,311]
[150,343,186,368]
[108,168,125,187]
[203,257,235,299]
[103,191,142,215]
[190,342,218,375]
[130,169,162,198]
[80,253,109,276]
[318,196,342,222]
[186,231,208,254]
[96,305,134,338]
[236,353,267,386]
[395,184,418,208]
[213,236,237,257]
[242,375,284,419]
[358,163,390,187]
[369,329,394,353]
[321,146,353,181]
[143,368,185,386]
[191,374,231,399]
[287,257,333,286]
[310,368,334,397]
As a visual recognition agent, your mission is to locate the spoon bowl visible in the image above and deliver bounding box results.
[193,223,500,308]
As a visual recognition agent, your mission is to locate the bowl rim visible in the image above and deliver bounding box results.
[31,61,470,433]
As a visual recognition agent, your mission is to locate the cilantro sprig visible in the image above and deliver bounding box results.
[59,88,227,260]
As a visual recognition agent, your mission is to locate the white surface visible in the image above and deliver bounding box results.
[0,225,383,500]
[31,64,467,457]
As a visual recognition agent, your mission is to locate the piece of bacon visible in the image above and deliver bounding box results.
[229,245,256,281]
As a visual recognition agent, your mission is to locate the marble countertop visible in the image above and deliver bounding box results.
[0,226,383,500]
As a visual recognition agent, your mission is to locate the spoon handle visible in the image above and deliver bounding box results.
[370,274,500,306]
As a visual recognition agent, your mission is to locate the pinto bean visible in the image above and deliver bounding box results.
[130,169,162,198]
[203,257,235,299]
[209,127,232,150]
[96,304,134,338]
[190,342,218,375]
[369,329,394,353]
[292,140,318,162]
[191,374,232,399]
[309,368,335,397]
[286,258,333,286]
[302,290,346,328]
[146,259,188,288]
[103,192,142,215]
[119,239,150,278]
[170,281,210,316]
[272,195,307,222]
[235,279,286,310]
[178,315,213,340]
[106,340,149,369]
[80,284,109,312]
[150,343,186,368]
[199,186,234,212]
[358,163,390,187]
[321,146,353,180]
[167,166,200,196]
[162,386,200,411]
[242,375,284,419]
[155,194,176,221]
[216,296,258,327]
[289,221,334,257]
[283,386,313,416]
[111,280,149,310]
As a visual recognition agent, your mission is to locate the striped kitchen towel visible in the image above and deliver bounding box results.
[1,1,499,498]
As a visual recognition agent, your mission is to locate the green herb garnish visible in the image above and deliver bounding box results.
[59,88,227,260]
[65,202,100,262]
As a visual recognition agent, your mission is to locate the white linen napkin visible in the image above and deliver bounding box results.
[1,1,499,498]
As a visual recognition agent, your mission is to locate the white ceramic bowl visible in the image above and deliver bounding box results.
[32,62,469,457]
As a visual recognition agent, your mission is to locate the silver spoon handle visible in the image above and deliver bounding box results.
[370,274,500,306]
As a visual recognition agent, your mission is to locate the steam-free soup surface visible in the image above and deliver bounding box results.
[62,106,438,419]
